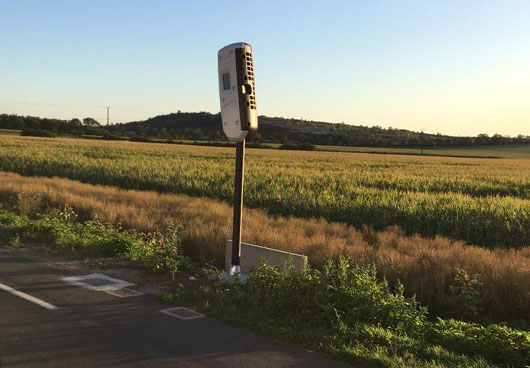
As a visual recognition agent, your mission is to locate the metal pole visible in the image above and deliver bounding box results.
[231,139,245,270]
[107,106,110,125]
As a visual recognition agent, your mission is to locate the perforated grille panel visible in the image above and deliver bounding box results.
[80,277,119,287]
[105,288,143,298]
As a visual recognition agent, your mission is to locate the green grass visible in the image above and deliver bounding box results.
[164,258,530,368]
[316,144,530,159]
[1,136,530,248]
[433,144,530,159]
[0,129,21,135]
[0,207,187,275]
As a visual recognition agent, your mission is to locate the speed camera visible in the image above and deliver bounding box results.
[218,42,258,142]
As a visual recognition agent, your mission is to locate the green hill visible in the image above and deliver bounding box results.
[121,111,530,148]
[2,111,529,149]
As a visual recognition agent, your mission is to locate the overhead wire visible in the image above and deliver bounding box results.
[0,100,157,114]
[0,100,160,124]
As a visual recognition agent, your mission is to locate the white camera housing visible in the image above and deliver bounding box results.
[218,42,258,142]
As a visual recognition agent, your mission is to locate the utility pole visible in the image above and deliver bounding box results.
[106,106,110,125]
[420,128,425,155]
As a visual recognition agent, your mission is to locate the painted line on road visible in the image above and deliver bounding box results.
[0,282,58,310]
[160,307,205,320]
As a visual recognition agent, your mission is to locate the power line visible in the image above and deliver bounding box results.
[0,100,156,114]
[0,100,105,109]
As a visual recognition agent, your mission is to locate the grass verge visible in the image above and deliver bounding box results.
[164,259,530,368]
[0,207,188,277]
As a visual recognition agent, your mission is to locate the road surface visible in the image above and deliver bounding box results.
[0,246,349,368]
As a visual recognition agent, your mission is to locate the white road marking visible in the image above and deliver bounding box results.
[160,307,205,320]
[62,273,133,292]
[0,282,58,310]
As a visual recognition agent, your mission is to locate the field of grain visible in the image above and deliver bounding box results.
[1,171,529,323]
[1,135,530,249]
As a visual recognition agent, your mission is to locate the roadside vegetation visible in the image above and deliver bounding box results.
[166,259,530,368]
[1,171,529,325]
[1,136,530,249]
[0,206,186,277]
[1,204,528,368]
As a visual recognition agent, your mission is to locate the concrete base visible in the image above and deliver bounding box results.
[225,240,307,274]
[218,271,249,285]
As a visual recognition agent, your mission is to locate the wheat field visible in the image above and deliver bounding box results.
[0,135,529,248]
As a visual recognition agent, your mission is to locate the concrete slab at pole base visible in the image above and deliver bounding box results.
[218,271,249,285]
[225,240,308,274]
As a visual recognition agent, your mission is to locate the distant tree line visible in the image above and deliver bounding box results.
[0,114,125,138]
[2,112,530,148]
[255,117,530,148]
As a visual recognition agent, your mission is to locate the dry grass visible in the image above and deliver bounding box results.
[0,171,529,323]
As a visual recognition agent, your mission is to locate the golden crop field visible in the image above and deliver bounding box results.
[1,135,530,249]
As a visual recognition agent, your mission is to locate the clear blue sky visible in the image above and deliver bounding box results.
[1,0,529,136]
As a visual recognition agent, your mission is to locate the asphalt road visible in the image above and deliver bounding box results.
[0,247,350,368]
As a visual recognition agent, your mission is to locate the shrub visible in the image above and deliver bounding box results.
[426,318,530,367]
[129,135,155,142]
[127,221,184,277]
[20,129,56,137]
[243,257,426,334]
[279,142,316,150]
[102,134,126,141]
[443,268,484,321]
